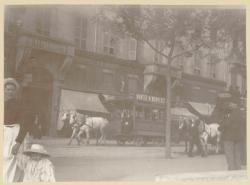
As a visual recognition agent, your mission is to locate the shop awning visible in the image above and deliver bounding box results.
[171,107,197,118]
[59,89,109,114]
[188,102,215,116]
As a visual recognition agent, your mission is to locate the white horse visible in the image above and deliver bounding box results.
[64,111,84,145]
[69,111,109,145]
[198,121,221,155]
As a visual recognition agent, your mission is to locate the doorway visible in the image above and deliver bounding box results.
[21,67,53,136]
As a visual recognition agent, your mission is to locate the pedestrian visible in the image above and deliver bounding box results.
[17,144,56,182]
[68,111,82,145]
[31,114,42,139]
[3,78,28,182]
[187,119,203,157]
[218,101,246,170]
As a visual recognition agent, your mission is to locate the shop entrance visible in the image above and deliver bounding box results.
[22,67,53,136]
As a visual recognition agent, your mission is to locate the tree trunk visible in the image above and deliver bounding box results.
[165,66,172,158]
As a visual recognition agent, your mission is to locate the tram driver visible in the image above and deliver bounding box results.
[121,110,133,135]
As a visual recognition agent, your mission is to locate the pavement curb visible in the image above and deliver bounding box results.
[156,170,248,181]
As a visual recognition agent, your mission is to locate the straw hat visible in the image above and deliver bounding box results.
[4,78,20,90]
[23,144,50,157]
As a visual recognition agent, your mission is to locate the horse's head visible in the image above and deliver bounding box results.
[61,111,70,121]
[178,118,185,130]
[69,111,77,125]
[197,119,206,134]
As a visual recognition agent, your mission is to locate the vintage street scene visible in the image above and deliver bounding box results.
[3,5,247,182]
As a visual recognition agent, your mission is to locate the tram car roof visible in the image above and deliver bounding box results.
[105,97,135,110]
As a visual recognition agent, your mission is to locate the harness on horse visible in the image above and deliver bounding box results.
[85,118,94,129]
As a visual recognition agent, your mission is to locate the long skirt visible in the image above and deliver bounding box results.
[3,124,24,182]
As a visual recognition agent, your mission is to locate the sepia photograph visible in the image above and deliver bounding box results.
[3,4,247,182]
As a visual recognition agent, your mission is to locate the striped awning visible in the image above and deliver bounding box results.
[188,102,215,116]
[59,89,109,114]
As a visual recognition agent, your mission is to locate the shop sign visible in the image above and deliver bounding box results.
[136,94,165,104]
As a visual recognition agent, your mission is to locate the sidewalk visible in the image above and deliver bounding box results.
[28,137,247,181]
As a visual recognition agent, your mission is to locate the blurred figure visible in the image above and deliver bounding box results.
[17,144,55,182]
[187,119,203,157]
[4,78,28,182]
[219,101,246,170]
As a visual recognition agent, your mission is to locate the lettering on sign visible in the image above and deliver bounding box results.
[136,94,165,104]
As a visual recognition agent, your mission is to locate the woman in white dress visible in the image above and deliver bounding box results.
[3,78,28,182]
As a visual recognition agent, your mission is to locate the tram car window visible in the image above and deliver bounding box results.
[135,106,144,119]
[159,110,165,120]
[144,107,152,121]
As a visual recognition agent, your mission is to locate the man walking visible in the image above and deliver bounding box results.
[219,101,246,170]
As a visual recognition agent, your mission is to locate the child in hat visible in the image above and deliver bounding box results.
[17,144,55,182]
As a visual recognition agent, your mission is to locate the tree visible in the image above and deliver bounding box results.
[98,5,245,158]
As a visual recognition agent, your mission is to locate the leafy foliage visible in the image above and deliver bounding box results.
[98,5,245,63]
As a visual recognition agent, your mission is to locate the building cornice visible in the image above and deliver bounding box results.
[75,49,145,69]
[182,73,226,87]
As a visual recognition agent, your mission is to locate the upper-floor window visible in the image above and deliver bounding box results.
[129,38,137,60]
[193,51,201,75]
[154,41,164,63]
[5,7,25,33]
[176,56,184,71]
[65,65,87,88]
[128,74,138,93]
[103,69,114,90]
[207,61,216,79]
[35,8,51,36]
[74,16,87,50]
[103,32,119,56]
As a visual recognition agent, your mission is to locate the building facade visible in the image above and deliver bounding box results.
[4,5,245,136]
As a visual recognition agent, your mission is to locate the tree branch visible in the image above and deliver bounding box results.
[171,43,203,60]
[139,34,170,59]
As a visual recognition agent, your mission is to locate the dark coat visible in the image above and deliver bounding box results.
[220,108,246,141]
[4,99,28,143]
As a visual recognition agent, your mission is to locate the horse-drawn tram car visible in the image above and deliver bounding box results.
[106,94,170,146]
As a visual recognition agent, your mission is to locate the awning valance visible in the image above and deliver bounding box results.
[171,107,197,118]
[188,102,215,116]
[59,89,109,114]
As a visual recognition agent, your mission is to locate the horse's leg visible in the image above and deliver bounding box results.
[75,130,81,146]
[100,127,107,145]
[77,130,83,145]
[86,129,90,145]
[215,135,220,154]
[185,138,188,153]
[198,137,205,157]
[95,130,99,145]
[188,138,194,157]
[68,129,75,145]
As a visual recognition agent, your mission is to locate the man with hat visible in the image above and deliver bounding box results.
[185,90,246,170]
[218,99,246,170]
[4,78,28,182]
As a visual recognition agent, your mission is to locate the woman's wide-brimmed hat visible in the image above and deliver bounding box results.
[4,78,20,90]
[23,144,50,157]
